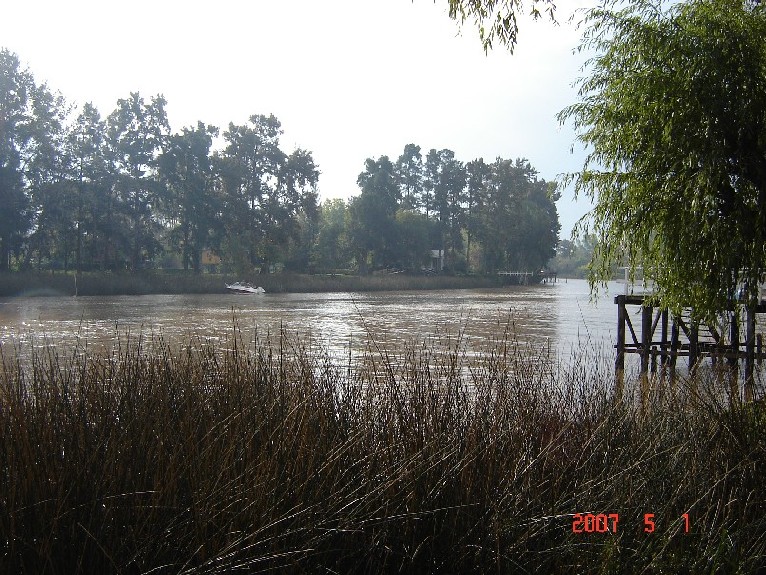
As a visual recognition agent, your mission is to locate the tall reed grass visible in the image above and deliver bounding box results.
[1,327,764,573]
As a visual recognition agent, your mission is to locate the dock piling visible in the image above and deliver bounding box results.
[745,305,755,401]
[614,295,763,401]
[615,295,626,397]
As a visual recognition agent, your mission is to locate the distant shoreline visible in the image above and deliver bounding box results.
[0,271,525,298]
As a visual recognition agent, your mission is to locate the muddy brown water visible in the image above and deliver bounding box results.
[0,279,621,366]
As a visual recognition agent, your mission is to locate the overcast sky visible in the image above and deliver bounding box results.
[1,0,593,237]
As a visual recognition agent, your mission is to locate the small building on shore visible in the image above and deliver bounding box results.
[201,249,221,273]
[430,250,444,272]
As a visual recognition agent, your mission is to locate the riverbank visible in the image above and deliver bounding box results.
[1,331,764,573]
[0,271,508,297]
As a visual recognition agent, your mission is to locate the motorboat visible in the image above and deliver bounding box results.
[225,282,266,294]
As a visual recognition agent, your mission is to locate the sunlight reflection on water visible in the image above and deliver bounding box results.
[0,279,621,369]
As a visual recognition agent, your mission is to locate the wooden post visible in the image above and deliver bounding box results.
[669,317,680,398]
[728,313,739,368]
[641,304,652,405]
[729,312,740,402]
[641,304,652,376]
[670,318,679,372]
[689,319,699,373]
[615,295,626,399]
[660,309,669,368]
[745,305,755,402]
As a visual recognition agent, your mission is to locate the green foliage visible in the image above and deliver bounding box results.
[311,198,352,272]
[396,208,434,269]
[395,143,423,210]
[0,50,558,279]
[559,0,766,321]
[426,148,467,270]
[0,50,40,270]
[551,235,597,278]
[66,103,110,274]
[106,92,170,270]
[464,157,491,269]
[443,0,556,52]
[349,156,401,271]
[472,157,560,273]
[23,81,71,271]
[159,122,220,272]
[218,115,319,274]
[345,145,559,275]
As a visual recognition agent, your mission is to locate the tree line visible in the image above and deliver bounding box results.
[1,48,559,276]
[315,146,560,275]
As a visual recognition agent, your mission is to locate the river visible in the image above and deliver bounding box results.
[0,279,624,365]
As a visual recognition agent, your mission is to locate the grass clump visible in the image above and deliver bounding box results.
[0,328,764,573]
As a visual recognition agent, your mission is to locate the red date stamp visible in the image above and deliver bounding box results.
[572,512,690,534]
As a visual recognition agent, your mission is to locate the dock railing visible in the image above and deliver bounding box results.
[614,294,763,402]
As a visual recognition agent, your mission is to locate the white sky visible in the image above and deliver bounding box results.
[1,0,593,237]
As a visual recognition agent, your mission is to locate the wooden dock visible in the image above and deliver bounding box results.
[615,295,763,401]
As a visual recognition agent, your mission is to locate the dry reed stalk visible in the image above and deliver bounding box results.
[0,326,764,573]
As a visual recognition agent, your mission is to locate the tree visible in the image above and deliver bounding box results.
[474,157,558,273]
[559,0,766,320]
[0,50,35,270]
[475,157,520,273]
[442,0,557,52]
[395,143,423,210]
[279,148,320,271]
[66,102,110,275]
[421,149,439,219]
[425,149,466,271]
[77,105,123,271]
[219,114,318,274]
[465,158,491,270]
[349,156,400,271]
[159,121,220,272]
[348,147,559,276]
[106,92,170,269]
[311,198,351,272]
[551,235,596,278]
[513,177,560,271]
[219,114,285,273]
[24,80,71,270]
[395,208,433,270]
